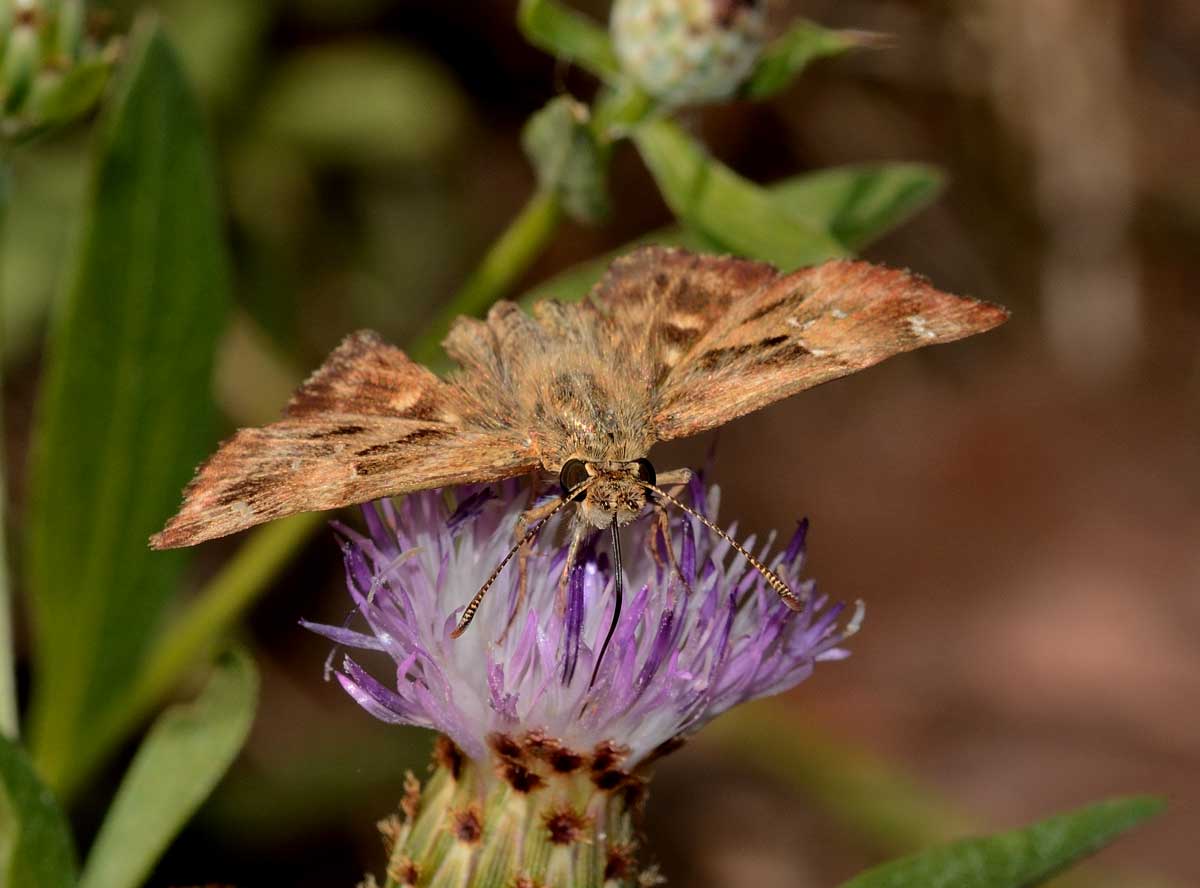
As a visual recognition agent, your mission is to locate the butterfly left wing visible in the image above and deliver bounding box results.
[585,246,1008,443]
[151,330,536,549]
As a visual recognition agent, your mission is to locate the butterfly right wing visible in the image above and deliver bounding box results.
[650,258,1008,440]
[585,246,1007,444]
[150,331,536,549]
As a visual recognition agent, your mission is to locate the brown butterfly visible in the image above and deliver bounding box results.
[152,246,1006,674]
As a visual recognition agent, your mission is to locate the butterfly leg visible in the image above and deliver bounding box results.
[556,523,585,615]
[656,467,693,489]
[498,490,559,640]
[508,473,542,618]
[645,468,694,601]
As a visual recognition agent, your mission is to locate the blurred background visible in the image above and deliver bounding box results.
[3,0,1198,885]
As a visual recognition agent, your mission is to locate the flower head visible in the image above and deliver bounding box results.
[304,475,861,768]
[610,0,767,106]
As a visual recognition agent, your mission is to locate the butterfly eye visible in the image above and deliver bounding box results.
[559,459,590,500]
[633,458,656,487]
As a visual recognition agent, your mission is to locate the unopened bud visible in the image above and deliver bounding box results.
[611,0,767,106]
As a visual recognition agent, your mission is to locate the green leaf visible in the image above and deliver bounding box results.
[771,162,944,251]
[633,117,847,269]
[522,96,609,224]
[0,735,76,888]
[838,797,1164,888]
[517,0,620,82]
[742,19,865,100]
[256,42,468,167]
[26,19,232,794]
[79,649,257,888]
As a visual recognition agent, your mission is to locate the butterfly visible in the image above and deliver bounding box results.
[152,246,1007,679]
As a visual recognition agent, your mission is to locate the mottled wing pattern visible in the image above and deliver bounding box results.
[588,246,1009,442]
[586,247,778,374]
[151,331,535,549]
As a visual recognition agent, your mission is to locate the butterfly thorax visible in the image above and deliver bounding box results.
[521,348,656,466]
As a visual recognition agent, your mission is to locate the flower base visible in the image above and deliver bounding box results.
[368,736,657,888]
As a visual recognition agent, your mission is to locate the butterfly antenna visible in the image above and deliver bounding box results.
[451,479,595,638]
[589,518,624,688]
[637,481,807,613]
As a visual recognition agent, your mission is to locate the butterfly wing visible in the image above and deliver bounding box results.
[587,246,1008,442]
[151,330,536,548]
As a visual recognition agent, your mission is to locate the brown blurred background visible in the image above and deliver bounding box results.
[5,0,1198,885]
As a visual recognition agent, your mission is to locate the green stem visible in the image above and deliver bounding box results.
[411,188,562,366]
[590,81,654,142]
[58,512,323,802]
[0,161,18,740]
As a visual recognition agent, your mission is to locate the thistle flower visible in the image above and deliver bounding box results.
[305,477,861,888]
[610,0,767,107]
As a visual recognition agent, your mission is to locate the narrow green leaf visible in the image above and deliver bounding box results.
[742,20,865,100]
[770,162,944,251]
[522,96,609,224]
[633,117,847,269]
[0,735,76,888]
[780,160,934,245]
[79,649,257,888]
[517,0,620,82]
[838,797,1164,888]
[26,19,232,792]
[522,161,938,305]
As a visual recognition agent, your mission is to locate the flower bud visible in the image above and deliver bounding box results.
[611,0,767,106]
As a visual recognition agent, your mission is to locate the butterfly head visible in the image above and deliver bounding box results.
[559,457,657,529]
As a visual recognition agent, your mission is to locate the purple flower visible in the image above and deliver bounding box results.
[303,476,861,767]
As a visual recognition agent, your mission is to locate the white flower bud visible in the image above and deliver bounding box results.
[611,0,767,106]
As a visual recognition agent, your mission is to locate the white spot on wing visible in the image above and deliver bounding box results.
[831,308,848,319]
[907,315,937,339]
[232,501,254,519]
